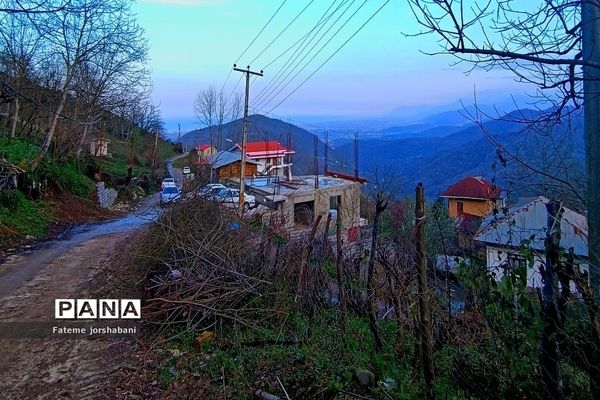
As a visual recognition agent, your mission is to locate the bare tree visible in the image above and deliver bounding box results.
[407,0,600,306]
[194,85,216,148]
[25,0,147,170]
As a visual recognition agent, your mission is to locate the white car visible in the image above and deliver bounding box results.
[161,177,176,190]
[160,186,180,205]
[199,183,227,197]
[213,188,256,210]
[183,166,191,174]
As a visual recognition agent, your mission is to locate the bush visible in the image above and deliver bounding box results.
[0,190,51,244]
[38,162,95,197]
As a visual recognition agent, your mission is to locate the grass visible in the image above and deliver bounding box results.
[102,159,151,178]
[0,190,51,246]
[142,308,466,400]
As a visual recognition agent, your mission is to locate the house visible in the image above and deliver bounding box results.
[231,141,294,178]
[474,196,588,288]
[90,138,111,157]
[440,176,504,218]
[242,174,364,234]
[198,144,217,164]
[208,151,259,180]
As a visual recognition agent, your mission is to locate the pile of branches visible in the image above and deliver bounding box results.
[136,197,333,335]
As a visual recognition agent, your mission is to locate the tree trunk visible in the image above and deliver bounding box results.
[582,0,600,307]
[541,201,564,400]
[10,97,19,138]
[295,215,323,303]
[335,206,347,333]
[416,183,435,399]
[31,88,68,171]
[367,193,386,352]
[76,123,90,158]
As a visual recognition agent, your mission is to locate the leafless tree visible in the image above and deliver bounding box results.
[23,0,147,170]
[194,85,217,148]
[407,0,600,304]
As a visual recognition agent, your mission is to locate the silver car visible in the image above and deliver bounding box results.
[213,188,256,210]
[160,186,180,205]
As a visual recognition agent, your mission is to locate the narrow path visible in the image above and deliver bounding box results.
[0,195,160,399]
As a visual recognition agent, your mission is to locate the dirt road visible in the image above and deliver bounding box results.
[0,196,159,400]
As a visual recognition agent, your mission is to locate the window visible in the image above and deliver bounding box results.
[456,200,464,215]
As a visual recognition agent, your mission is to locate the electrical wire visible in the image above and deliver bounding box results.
[252,0,345,106]
[248,0,315,67]
[265,0,391,115]
[234,0,287,66]
[254,0,364,112]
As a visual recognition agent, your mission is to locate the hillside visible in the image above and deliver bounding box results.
[179,114,347,175]
[337,109,585,201]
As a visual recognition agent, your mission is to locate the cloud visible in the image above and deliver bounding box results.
[140,0,223,6]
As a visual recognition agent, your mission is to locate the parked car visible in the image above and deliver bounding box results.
[213,188,255,210]
[183,166,191,174]
[199,183,227,197]
[160,186,180,205]
[161,177,176,190]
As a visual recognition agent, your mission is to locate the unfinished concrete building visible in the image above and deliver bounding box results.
[243,174,364,232]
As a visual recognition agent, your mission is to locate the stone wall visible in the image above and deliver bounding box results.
[96,181,118,208]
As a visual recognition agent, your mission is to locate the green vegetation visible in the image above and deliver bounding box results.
[0,190,51,246]
[102,160,151,177]
[127,198,596,400]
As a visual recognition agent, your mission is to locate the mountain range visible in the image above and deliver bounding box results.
[178,108,585,204]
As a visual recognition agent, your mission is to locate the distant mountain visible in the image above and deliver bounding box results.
[337,109,585,199]
[179,114,338,176]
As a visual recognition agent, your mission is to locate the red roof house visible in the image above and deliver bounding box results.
[440,176,504,218]
[231,141,294,177]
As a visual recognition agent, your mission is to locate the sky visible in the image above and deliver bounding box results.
[133,0,529,136]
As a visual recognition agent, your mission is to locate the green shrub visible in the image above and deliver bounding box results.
[0,190,51,243]
[38,162,95,197]
[0,137,39,168]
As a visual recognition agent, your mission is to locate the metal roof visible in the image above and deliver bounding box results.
[440,176,501,200]
[208,151,259,169]
[474,196,588,257]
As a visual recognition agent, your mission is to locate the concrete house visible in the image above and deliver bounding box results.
[440,176,504,218]
[198,144,217,164]
[474,196,588,288]
[231,141,294,178]
[244,174,364,233]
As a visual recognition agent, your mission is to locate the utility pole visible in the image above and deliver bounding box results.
[233,64,263,215]
[582,0,600,306]
[416,183,435,399]
[152,128,159,169]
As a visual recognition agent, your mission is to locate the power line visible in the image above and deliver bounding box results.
[265,0,391,115]
[254,0,364,112]
[248,0,315,67]
[252,0,345,106]
[234,0,287,65]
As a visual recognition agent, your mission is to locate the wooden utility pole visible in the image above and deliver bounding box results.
[416,183,435,399]
[233,64,263,215]
[582,0,600,306]
[541,200,564,400]
[152,129,159,169]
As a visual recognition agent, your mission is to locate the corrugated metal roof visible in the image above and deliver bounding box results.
[474,196,588,257]
[440,176,501,199]
[209,151,259,169]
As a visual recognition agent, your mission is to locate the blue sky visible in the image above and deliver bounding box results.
[134,0,527,135]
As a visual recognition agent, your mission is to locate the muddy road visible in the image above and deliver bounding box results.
[0,195,160,399]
